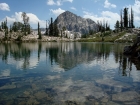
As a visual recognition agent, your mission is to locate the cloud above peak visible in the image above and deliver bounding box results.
[47,0,56,5]
[47,0,73,6]
[70,7,77,11]
[50,8,65,16]
[0,3,10,11]
[104,0,116,8]
[64,0,73,3]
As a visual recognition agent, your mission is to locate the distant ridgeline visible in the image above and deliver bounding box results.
[53,11,99,36]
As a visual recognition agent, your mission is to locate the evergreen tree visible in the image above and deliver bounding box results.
[24,24,27,35]
[105,21,108,31]
[5,18,7,25]
[4,18,8,40]
[7,27,8,34]
[9,25,12,39]
[62,26,66,37]
[53,23,59,37]
[106,21,110,31]
[100,20,105,33]
[107,24,110,31]
[12,22,24,32]
[49,17,54,36]
[38,22,42,39]
[131,7,134,28]
[10,25,12,33]
[27,24,31,34]
[4,27,8,40]
[21,12,29,35]
[0,25,1,31]
[60,30,62,37]
[17,22,24,30]
[97,20,102,32]
[4,21,7,30]
[97,21,100,31]
[62,26,66,31]
[12,22,18,32]
[100,21,103,32]
[38,22,40,35]
[123,8,128,28]
[89,30,94,35]
[120,9,123,31]
[129,14,131,28]
[115,20,120,32]
[45,20,48,35]
[21,24,24,32]
[1,22,4,29]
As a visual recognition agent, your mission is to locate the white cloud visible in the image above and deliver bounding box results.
[2,12,46,28]
[70,7,76,11]
[83,11,120,29]
[0,3,10,11]
[50,8,65,16]
[56,0,62,6]
[47,0,56,5]
[127,0,140,27]
[47,0,73,6]
[64,0,73,3]
[104,0,116,8]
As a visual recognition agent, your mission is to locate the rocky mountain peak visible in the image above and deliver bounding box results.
[54,11,98,35]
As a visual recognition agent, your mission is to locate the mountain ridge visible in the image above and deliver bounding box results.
[54,11,98,35]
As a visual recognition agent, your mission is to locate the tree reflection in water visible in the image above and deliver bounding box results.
[0,42,139,74]
[119,55,140,77]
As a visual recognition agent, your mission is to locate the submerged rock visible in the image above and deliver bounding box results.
[0,83,16,90]
[96,79,131,92]
[107,101,120,105]
[101,97,109,103]
[112,91,139,102]
[34,91,53,101]
[26,97,40,105]
[65,100,80,105]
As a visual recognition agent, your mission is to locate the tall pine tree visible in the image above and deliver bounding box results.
[49,17,54,36]
[45,20,48,36]
[115,20,120,33]
[38,22,42,39]
[129,14,131,28]
[27,24,31,34]
[131,7,134,28]
[53,22,59,37]
[123,8,128,28]
[1,22,4,29]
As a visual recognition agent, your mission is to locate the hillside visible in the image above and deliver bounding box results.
[54,11,98,35]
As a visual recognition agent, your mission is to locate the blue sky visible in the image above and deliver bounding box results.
[0,0,139,29]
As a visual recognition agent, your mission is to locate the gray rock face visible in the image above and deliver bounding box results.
[54,11,98,35]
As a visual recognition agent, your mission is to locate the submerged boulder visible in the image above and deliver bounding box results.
[112,91,139,102]
[123,46,132,55]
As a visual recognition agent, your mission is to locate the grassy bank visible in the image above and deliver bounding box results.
[78,31,136,43]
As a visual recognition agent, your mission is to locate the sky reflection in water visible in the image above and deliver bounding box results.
[0,42,140,105]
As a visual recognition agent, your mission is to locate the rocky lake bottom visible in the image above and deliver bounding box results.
[0,42,140,105]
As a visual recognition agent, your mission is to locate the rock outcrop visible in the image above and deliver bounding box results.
[123,32,140,60]
[54,11,98,35]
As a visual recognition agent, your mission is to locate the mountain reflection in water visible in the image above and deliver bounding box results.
[0,42,140,105]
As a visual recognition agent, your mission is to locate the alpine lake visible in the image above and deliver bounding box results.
[0,42,140,105]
